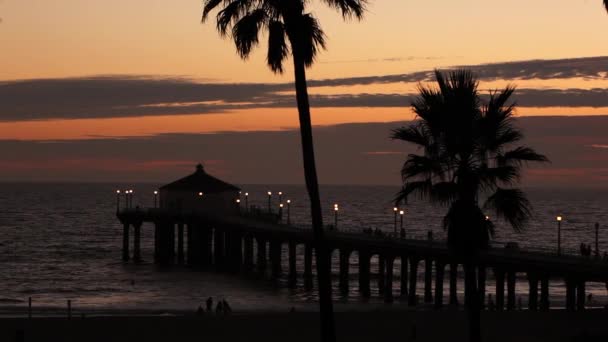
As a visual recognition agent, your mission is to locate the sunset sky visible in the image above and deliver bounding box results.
[1,0,608,186]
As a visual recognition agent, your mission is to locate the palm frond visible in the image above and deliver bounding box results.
[483,188,532,232]
[294,13,326,67]
[605,0,608,12]
[202,0,223,22]
[217,0,252,36]
[430,181,459,206]
[479,165,520,190]
[267,20,289,73]
[391,124,429,148]
[496,146,549,166]
[322,0,367,19]
[394,180,432,204]
[232,9,267,58]
[401,154,445,181]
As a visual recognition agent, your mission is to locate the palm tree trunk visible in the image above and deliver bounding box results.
[464,263,481,342]
[292,53,336,342]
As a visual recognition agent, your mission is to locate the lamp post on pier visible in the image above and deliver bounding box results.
[334,204,339,230]
[278,191,283,204]
[279,203,284,221]
[399,210,405,239]
[557,216,563,256]
[286,200,291,225]
[245,192,249,212]
[393,207,398,236]
[267,191,272,213]
[116,190,121,213]
[153,190,158,208]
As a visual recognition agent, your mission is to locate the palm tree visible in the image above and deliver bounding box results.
[202,1,366,341]
[392,69,548,342]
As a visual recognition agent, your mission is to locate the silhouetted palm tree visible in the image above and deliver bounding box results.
[202,1,366,342]
[392,69,548,342]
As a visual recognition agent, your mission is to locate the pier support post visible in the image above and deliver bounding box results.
[230,232,243,272]
[202,227,213,266]
[288,242,297,287]
[133,222,142,262]
[540,276,550,311]
[576,280,586,311]
[177,223,184,264]
[408,258,419,306]
[400,256,408,299]
[154,222,160,263]
[424,259,433,303]
[495,269,505,311]
[528,274,539,311]
[434,262,445,309]
[339,249,351,295]
[186,223,195,265]
[214,229,225,270]
[384,256,395,303]
[377,255,386,295]
[506,271,516,311]
[304,245,313,289]
[478,266,486,310]
[157,221,174,265]
[358,251,371,297]
[449,263,458,307]
[270,240,282,278]
[122,222,130,261]
[168,223,175,261]
[256,238,267,273]
[243,235,254,271]
[566,279,576,311]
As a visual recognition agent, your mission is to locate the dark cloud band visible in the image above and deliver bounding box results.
[1,56,607,121]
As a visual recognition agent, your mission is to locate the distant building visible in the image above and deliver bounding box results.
[159,164,240,215]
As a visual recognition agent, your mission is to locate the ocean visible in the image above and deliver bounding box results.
[1,183,607,315]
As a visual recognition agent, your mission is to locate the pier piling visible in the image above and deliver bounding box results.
[339,249,350,295]
[449,263,458,307]
[400,256,408,298]
[424,259,433,303]
[358,251,371,297]
[408,258,419,306]
[384,256,395,303]
[304,245,313,289]
[288,242,297,287]
[434,262,445,309]
[122,222,130,261]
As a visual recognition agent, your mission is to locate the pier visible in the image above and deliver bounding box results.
[117,207,608,311]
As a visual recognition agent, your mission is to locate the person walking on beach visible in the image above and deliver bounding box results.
[215,300,224,315]
[206,297,213,312]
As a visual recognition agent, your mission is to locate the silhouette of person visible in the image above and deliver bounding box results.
[196,305,204,316]
[580,243,586,256]
[215,301,224,315]
[222,299,232,314]
[206,297,213,312]
[488,294,495,311]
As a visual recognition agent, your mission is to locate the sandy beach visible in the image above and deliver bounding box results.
[2,310,608,342]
